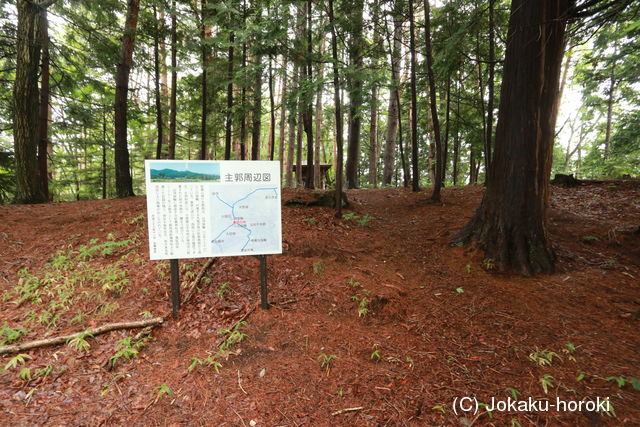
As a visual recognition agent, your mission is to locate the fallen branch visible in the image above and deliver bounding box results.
[331,407,364,416]
[0,317,164,356]
[182,258,216,306]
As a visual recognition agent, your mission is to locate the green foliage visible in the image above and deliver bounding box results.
[313,261,325,275]
[303,217,317,225]
[217,321,248,351]
[216,282,231,298]
[540,374,554,394]
[67,332,93,352]
[0,322,27,345]
[154,384,173,400]
[317,353,338,370]
[188,355,222,373]
[529,349,561,367]
[4,354,32,370]
[109,336,148,369]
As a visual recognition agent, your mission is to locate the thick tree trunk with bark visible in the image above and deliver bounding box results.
[251,55,263,160]
[345,0,364,189]
[409,0,419,192]
[114,0,140,198]
[382,13,402,186]
[37,10,50,201]
[424,0,443,201]
[14,0,48,204]
[329,0,344,217]
[454,0,571,276]
[278,57,288,176]
[304,0,314,188]
[199,0,209,160]
[154,5,164,160]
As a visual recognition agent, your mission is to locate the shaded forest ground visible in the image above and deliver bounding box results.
[1,181,639,426]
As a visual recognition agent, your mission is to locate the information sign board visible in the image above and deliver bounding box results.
[145,160,282,260]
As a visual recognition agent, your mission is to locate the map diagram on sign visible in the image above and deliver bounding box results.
[209,185,282,256]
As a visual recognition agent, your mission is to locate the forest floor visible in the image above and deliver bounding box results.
[0,181,639,426]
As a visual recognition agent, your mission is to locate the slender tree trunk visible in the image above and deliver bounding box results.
[345,0,364,189]
[251,55,263,160]
[382,12,402,186]
[286,66,299,188]
[154,5,164,159]
[168,0,178,159]
[102,110,107,199]
[278,56,288,176]
[37,9,50,201]
[224,31,235,160]
[239,39,248,160]
[303,0,314,188]
[329,0,343,217]
[452,75,461,185]
[114,0,140,198]
[604,61,616,159]
[268,57,276,160]
[424,0,442,201]
[199,0,209,160]
[314,37,326,188]
[442,78,451,184]
[454,0,571,275]
[409,0,419,192]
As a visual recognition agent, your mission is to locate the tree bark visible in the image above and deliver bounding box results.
[484,0,496,182]
[303,0,314,188]
[345,0,364,189]
[314,37,326,188]
[154,5,164,160]
[329,0,344,217]
[251,55,263,160]
[409,0,419,192]
[224,31,235,160]
[424,0,443,201]
[114,0,140,198]
[268,57,275,160]
[278,56,288,177]
[199,0,209,160]
[382,12,402,186]
[454,0,571,276]
[37,9,50,201]
[168,0,178,159]
[285,66,299,188]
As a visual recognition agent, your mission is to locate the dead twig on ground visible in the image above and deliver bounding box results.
[331,407,364,416]
[0,317,164,355]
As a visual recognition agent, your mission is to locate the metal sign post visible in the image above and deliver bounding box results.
[170,259,180,318]
[259,255,269,309]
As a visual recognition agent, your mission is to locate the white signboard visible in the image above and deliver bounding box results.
[145,160,282,260]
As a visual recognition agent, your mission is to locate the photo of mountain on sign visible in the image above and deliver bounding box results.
[150,162,221,183]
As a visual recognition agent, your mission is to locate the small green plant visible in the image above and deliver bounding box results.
[317,353,338,370]
[124,213,145,225]
[313,261,325,275]
[70,311,87,325]
[482,258,496,271]
[432,405,445,414]
[511,420,523,427]
[216,282,231,298]
[342,213,358,221]
[529,349,561,366]
[4,353,32,370]
[154,383,173,400]
[581,235,599,243]
[563,343,577,361]
[139,311,153,318]
[465,264,471,273]
[540,374,554,394]
[0,322,27,345]
[99,301,119,315]
[357,215,374,227]
[576,373,585,382]
[303,217,317,225]
[188,355,222,373]
[505,387,522,400]
[455,287,464,294]
[19,367,32,381]
[109,336,148,369]
[34,364,53,379]
[217,321,247,351]
[370,345,381,362]
[347,278,360,288]
[101,373,125,396]
[478,402,493,418]
[67,332,93,352]
[358,297,371,317]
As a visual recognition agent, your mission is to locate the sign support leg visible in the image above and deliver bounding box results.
[170,259,180,318]
[260,255,269,309]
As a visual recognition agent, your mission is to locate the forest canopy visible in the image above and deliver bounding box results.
[0,0,638,203]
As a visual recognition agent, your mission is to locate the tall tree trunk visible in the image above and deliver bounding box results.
[424,0,442,201]
[286,67,298,188]
[484,0,495,182]
[442,78,451,184]
[251,55,263,160]
[454,0,571,276]
[452,75,461,185]
[114,0,140,198]
[102,110,107,199]
[278,56,288,176]
[314,37,326,188]
[199,0,209,160]
[382,11,402,186]
[409,0,419,192]
[604,60,616,159]
[268,57,276,160]
[345,0,364,189]
[153,5,164,160]
[224,31,235,160]
[329,0,343,217]
[37,9,50,201]
[168,0,178,159]
[304,0,314,188]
